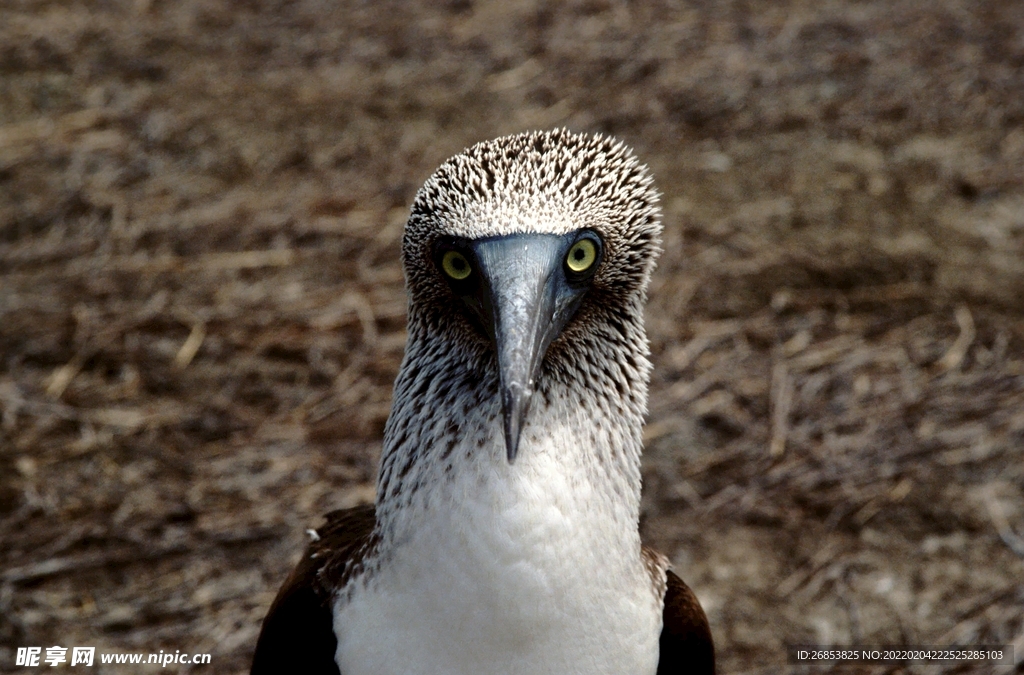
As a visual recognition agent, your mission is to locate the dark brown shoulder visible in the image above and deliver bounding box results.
[657,568,716,675]
[250,505,377,675]
[310,505,380,590]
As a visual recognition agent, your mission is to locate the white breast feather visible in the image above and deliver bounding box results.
[332,402,663,675]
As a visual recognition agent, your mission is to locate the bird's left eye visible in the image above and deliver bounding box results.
[566,238,598,273]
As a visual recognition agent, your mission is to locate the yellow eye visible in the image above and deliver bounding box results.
[566,239,598,273]
[441,250,472,280]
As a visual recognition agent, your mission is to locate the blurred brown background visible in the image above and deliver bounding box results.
[2,1,1024,673]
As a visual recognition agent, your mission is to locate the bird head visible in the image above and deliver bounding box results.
[401,129,662,463]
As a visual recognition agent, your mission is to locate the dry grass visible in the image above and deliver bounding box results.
[2,0,1024,673]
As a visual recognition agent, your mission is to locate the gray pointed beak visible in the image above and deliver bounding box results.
[464,234,589,463]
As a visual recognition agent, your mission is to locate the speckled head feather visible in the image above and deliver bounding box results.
[403,128,662,309]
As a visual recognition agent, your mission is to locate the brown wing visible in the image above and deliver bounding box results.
[656,569,715,675]
[250,505,377,675]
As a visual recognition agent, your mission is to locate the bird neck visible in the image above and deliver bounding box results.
[374,316,651,553]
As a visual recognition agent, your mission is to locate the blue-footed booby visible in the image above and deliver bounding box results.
[251,129,715,675]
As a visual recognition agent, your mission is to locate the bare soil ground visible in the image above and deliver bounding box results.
[2,1,1024,673]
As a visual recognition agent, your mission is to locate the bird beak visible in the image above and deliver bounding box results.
[468,234,587,463]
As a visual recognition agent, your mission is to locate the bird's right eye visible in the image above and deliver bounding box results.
[441,250,472,280]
